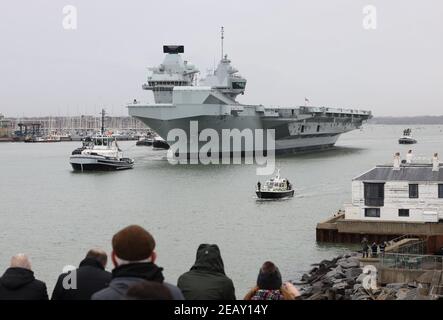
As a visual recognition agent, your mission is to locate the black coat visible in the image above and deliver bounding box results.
[51,258,112,300]
[177,244,236,300]
[0,267,48,300]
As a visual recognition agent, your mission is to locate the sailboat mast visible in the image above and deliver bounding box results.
[101,109,105,135]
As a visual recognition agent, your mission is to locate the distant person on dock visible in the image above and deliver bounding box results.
[51,249,111,300]
[0,254,48,300]
[244,261,300,300]
[361,237,369,258]
[177,244,236,300]
[91,225,184,300]
[379,241,387,257]
[371,242,379,258]
[257,181,261,191]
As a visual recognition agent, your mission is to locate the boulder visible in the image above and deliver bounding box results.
[395,288,411,300]
[326,269,346,279]
[345,268,362,279]
[301,273,311,282]
[332,281,349,291]
[338,260,360,269]
[386,283,408,290]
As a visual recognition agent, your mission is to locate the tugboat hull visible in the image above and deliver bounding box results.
[152,139,170,150]
[256,190,294,199]
[70,155,134,171]
[399,138,417,144]
[136,139,153,146]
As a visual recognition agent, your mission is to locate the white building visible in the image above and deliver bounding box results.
[345,152,443,223]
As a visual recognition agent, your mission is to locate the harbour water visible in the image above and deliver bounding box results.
[1,124,443,296]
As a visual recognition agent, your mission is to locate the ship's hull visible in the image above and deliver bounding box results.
[128,94,371,155]
[256,189,294,199]
[70,155,134,171]
[399,138,417,144]
[130,114,346,154]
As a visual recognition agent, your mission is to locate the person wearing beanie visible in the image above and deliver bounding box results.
[244,261,300,300]
[91,225,184,300]
[177,244,236,300]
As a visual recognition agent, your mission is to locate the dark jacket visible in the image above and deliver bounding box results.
[51,258,112,300]
[0,267,48,300]
[177,244,236,300]
[91,262,184,300]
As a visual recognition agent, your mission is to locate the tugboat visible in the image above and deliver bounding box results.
[399,128,417,144]
[256,170,294,199]
[69,110,134,171]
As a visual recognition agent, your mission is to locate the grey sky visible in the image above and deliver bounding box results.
[1,0,442,117]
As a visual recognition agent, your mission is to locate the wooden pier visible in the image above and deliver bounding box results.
[316,213,443,253]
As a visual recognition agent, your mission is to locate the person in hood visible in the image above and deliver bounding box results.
[0,254,48,300]
[177,244,236,300]
[92,225,184,300]
[51,249,112,300]
[244,261,299,300]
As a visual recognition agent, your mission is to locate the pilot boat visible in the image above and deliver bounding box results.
[256,170,294,199]
[69,109,134,171]
[399,128,417,144]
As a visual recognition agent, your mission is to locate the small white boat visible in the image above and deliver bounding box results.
[256,170,294,199]
[399,128,417,144]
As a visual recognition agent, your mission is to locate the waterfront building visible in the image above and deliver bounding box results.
[345,152,443,223]
[316,152,443,252]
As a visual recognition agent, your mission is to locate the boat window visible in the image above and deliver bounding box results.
[301,125,305,133]
[232,82,246,89]
[439,184,443,198]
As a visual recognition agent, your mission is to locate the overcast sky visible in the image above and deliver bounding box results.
[1,0,442,117]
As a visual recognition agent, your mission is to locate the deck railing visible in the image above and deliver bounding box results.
[381,253,443,271]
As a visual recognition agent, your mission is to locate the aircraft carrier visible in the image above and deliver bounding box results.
[127,31,372,156]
